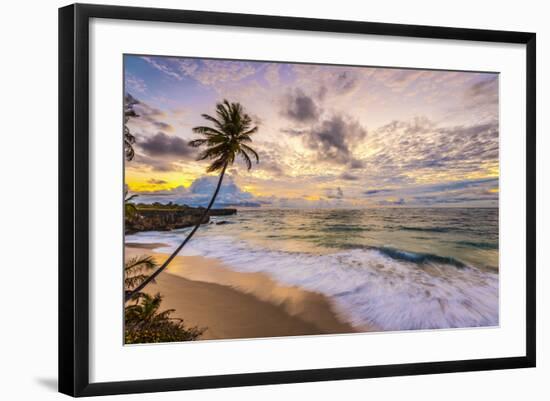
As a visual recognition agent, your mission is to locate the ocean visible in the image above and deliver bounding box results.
[126,207,499,331]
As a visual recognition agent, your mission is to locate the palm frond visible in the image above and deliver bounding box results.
[191,99,261,173]
[188,139,208,148]
[125,194,138,202]
[191,126,227,137]
[238,149,252,170]
[124,95,139,162]
[206,157,228,173]
[200,113,225,131]
[124,255,158,291]
[240,144,260,163]
[197,143,231,161]
[240,126,258,136]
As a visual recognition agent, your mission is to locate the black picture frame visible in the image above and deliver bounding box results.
[59,3,536,397]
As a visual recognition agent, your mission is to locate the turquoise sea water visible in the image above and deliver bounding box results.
[126,208,499,331]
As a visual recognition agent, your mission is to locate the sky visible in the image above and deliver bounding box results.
[124,54,499,208]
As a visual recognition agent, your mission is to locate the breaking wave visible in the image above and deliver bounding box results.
[128,231,499,331]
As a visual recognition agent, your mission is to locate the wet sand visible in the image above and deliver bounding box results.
[125,246,359,340]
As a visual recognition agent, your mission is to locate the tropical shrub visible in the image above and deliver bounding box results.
[124,255,205,343]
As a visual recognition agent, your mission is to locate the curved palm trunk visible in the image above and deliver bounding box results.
[125,163,228,302]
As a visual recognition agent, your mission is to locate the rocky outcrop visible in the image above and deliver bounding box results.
[125,207,237,234]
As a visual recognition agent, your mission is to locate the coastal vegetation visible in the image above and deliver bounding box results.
[124,255,205,343]
[123,97,206,343]
[124,188,138,222]
[124,93,138,162]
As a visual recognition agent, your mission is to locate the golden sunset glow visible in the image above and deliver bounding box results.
[124,55,499,208]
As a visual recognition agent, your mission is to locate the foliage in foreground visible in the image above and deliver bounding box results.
[124,93,138,161]
[124,188,138,222]
[124,255,205,344]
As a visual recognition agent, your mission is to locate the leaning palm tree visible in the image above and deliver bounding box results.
[124,99,259,301]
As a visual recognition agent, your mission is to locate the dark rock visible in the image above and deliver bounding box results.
[125,206,237,234]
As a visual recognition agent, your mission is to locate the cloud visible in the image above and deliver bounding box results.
[126,56,500,208]
[125,73,147,93]
[264,63,281,86]
[141,56,259,87]
[340,172,360,181]
[417,177,497,193]
[362,177,498,206]
[128,96,175,133]
[348,159,365,169]
[124,94,193,173]
[135,175,258,207]
[280,127,308,136]
[280,89,320,123]
[132,153,178,172]
[152,121,174,131]
[253,147,285,176]
[141,56,183,80]
[147,178,167,185]
[367,118,498,179]
[466,75,498,106]
[332,70,361,94]
[139,132,194,158]
[191,59,257,86]
[378,69,426,92]
[378,198,405,206]
[291,65,365,98]
[293,114,367,166]
[364,189,393,196]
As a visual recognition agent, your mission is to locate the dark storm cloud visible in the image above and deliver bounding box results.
[139,132,194,158]
[292,115,367,166]
[280,89,320,123]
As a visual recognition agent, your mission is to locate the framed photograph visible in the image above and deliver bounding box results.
[58,3,536,397]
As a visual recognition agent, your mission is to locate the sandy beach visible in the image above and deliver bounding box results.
[125,245,357,340]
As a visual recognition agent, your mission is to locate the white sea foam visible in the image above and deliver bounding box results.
[126,231,499,331]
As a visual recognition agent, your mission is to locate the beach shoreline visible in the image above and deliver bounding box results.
[125,246,360,340]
